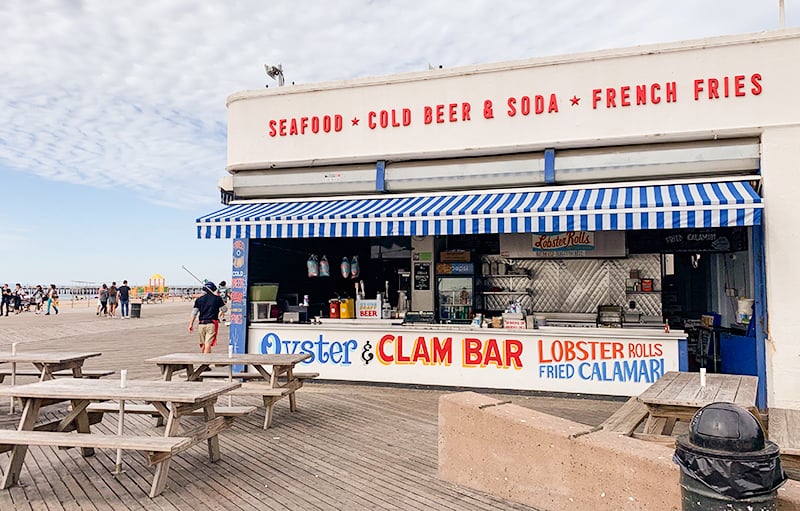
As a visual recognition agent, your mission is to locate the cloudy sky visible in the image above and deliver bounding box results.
[1,0,797,287]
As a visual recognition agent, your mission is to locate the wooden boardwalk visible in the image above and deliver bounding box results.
[0,302,622,510]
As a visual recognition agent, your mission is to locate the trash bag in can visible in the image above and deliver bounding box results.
[673,402,786,505]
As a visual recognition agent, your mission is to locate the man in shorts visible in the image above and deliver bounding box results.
[188,282,227,353]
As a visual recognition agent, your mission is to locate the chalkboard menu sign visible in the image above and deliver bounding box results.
[627,228,748,254]
[413,262,431,290]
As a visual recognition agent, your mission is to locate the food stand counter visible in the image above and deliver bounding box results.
[246,322,687,397]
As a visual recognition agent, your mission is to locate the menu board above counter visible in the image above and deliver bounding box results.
[499,231,626,259]
[627,227,748,254]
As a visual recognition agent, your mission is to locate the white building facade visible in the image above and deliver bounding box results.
[200,30,800,408]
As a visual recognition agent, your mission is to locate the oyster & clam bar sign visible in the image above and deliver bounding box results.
[532,231,595,258]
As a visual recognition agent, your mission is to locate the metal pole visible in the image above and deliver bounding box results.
[228,344,234,407]
[181,265,205,285]
[114,369,127,475]
[9,342,17,414]
[113,400,126,474]
[780,0,786,28]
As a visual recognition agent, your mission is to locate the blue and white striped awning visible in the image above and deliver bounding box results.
[196,179,762,239]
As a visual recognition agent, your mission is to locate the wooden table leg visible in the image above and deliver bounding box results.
[661,417,678,436]
[1,398,42,488]
[33,363,50,381]
[286,366,297,412]
[262,396,276,429]
[71,399,95,456]
[151,406,181,497]
[69,363,84,378]
[202,402,221,462]
[643,413,667,435]
[188,364,209,381]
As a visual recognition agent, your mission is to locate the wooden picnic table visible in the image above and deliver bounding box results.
[0,378,240,497]
[144,353,312,428]
[0,351,102,380]
[636,371,759,439]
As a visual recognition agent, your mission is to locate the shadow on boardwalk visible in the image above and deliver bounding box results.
[0,302,623,510]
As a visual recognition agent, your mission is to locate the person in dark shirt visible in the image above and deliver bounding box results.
[118,280,131,319]
[188,282,227,353]
[12,284,23,314]
[1,284,11,316]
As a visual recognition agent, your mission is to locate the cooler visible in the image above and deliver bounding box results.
[329,299,340,318]
[339,298,355,319]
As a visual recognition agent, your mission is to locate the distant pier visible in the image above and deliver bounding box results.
[20,285,205,299]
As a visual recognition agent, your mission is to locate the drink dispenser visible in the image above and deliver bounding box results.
[329,299,340,318]
[397,270,411,314]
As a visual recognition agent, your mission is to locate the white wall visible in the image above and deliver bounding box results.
[226,30,800,404]
[228,31,800,170]
[761,124,800,408]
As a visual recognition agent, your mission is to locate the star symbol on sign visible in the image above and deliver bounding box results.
[570,96,581,106]
[351,117,360,126]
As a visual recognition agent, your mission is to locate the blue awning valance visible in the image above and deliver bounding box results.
[196,179,762,239]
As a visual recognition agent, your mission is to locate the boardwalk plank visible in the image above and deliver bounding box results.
[25,448,81,511]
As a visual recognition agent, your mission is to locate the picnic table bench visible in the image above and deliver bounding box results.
[636,371,760,441]
[0,368,114,383]
[0,378,240,497]
[86,402,256,418]
[0,430,191,467]
[146,353,313,429]
[0,351,102,381]
[600,397,650,436]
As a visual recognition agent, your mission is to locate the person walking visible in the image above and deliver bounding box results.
[188,282,227,354]
[107,282,118,318]
[118,280,131,318]
[98,284,109,317]
[1,284,11,316]
[45,284,59,315]
[95,284,103,315]
[12,284,23,314]
[32,285,44,315]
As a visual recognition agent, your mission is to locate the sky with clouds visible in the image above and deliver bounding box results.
[1,0,797,287]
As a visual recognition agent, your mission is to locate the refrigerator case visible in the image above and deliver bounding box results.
[436,273,475,323]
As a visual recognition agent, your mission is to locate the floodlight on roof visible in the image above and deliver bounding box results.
[264,64,285,86]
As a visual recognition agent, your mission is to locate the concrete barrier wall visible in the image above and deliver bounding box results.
[438,392,800,511]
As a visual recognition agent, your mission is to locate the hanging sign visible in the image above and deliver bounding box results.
[531,231,595,258]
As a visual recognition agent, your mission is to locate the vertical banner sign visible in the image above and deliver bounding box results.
[229,238,248,371]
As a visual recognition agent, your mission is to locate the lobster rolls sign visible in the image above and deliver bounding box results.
[532,231,595,257]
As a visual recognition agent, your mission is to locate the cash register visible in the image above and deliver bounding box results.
[402,311,435,325]
[596,305,624,328]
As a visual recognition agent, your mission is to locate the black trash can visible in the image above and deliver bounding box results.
[673,402,786,510]
[130,302,142,318]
